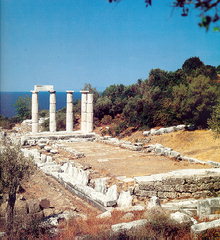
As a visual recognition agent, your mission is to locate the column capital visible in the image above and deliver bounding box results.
[66,90,74,93]
[80,90,89,94]
[49,90,56,93]
[31,90,39,93]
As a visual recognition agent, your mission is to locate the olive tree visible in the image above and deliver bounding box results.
[0,138,35,235]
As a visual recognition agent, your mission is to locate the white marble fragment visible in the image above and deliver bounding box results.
[111,219,148,233]
[147,196,161,209]
[117,191,133,208]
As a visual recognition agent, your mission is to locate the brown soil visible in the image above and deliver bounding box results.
[3,125,217,227]
[22,170,101,216]
[61,141,209,178]
[124,130,220,162]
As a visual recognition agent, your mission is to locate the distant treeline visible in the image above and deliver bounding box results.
[91,57,220,135]
[1,57,220,135]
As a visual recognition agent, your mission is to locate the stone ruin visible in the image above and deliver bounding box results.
[31,85,93,134]
[3,91,220,238]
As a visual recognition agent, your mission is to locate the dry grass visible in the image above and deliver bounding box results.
[125,129,220,162]
[4,208,219,240]
[55,210,145,239]
[150,130,220,162]
[55,209,192,240]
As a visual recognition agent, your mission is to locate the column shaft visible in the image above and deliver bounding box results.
[66,91,74,132]
[80,91,88,133]
[31,91,39,133]
[49,91,56,132]
[86,93,94,133]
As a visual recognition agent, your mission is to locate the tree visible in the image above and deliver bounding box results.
[204,65,218,80]
[148,69,170,91]
[182,57,205,75]
[123,96,146,126]
[94,96,113,119]
[92,57,219,130]
[14,96,31,121]
[0,139,35,236]
[182,57,218,80]
[171,75,218,127]
[208,103,220,137]
[109,0,220,30]
[171,0,220,30]
[102,84,126,100]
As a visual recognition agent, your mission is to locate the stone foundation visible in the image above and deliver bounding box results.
[21,144,133,210]
[134,169,220,200]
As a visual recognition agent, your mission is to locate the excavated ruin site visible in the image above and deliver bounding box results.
[1,121,220,238]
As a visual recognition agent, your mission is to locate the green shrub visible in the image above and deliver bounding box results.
[93,57,220,131]
[56,110,66,131]
[41,118,49,131]
[101,115,113,125]
[114,121,128,136]
[39,110,49,118]
[172,75,218,128]
[14,96,31,121]
[0,115,16,130]
[208,103,220,138]
[42,112,67,132]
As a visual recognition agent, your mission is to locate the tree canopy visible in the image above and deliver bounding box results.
[93,56,219,135]
[109,0,220,30]
[14,96,31,121]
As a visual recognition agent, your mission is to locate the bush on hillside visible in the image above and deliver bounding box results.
[101,115,113,125]
[94,96,113,120]
[0,115,15,130]
[208,103,220,138]
[39,109,49,118]
[172,75,218,128]
[93,57,219,131]
[114,121,128,136]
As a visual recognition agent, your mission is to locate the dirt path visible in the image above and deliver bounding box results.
[61,141,209,178]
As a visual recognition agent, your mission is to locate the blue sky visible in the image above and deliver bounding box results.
[1,0,220,92]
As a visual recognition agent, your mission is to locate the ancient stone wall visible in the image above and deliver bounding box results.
[134,169,220,200]
[21,139,133,210]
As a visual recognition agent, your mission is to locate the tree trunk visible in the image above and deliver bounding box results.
[5,189,16,237]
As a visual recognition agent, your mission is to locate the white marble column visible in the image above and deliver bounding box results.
[31,90,39,133]
[86,93,94,133]
[66,91,74,132]
[49,90,56,132]
[80,90,89,133]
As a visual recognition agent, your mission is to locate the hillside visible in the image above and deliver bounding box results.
[123,129,220,162]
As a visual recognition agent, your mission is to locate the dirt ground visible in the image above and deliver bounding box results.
[22,170,101,217]
[16,131,211,222]
[124,130,220,162]
[4,127,217,223]
[61,141,209,178]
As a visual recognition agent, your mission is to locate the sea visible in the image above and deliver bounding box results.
[0,92,81,118]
